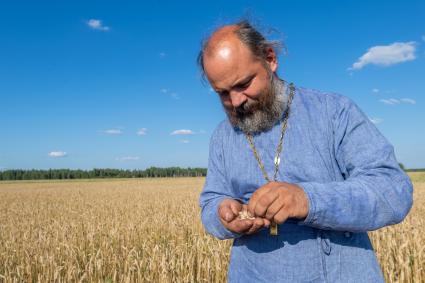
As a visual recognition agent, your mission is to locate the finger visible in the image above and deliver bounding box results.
[229,219,254,234]
[265,196,285,221]
[263,218,271,227]
[248,186,272,216]
[219,201,237,222]
[246,217,266,235]
[229,200,243,216]
[273,208,290,225]
[254,190,279,218]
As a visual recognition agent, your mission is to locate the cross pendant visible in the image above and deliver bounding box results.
[270,222,278,235]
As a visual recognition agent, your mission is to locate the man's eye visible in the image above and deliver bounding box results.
[237,80,252,89]
[218,91,229,97]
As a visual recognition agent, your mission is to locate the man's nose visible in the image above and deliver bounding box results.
[229,90,247,108]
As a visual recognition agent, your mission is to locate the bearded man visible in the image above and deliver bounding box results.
[198,20,413,282]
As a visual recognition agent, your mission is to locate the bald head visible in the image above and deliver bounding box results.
[201,25,255,76]
[203,25,240,58]
[197,20,283,81]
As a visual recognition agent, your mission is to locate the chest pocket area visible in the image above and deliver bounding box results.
[280,119,336,183]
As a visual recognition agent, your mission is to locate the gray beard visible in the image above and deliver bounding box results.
[225,77,288,135]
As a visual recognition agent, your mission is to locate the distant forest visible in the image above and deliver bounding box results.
[0,163,422,181]
[399,163,425,172]
[405,168,425,172]
[0,167,207,181]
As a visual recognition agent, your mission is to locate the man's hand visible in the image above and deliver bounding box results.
[247,182,309,224]
[218,198,271,235]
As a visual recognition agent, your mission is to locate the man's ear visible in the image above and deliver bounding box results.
[265,47,278,72]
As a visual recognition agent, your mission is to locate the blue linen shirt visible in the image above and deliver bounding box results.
[199,84,413,282]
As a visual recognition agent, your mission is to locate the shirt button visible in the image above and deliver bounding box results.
[321,238,331,255]
[344,231,351,238]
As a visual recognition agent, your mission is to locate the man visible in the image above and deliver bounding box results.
[198,20,413,282]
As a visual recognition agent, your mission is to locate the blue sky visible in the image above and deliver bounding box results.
[0,0,424,170]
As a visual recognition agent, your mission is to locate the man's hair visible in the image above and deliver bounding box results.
[197,20,284,82]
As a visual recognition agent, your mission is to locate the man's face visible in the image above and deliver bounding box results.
[203,38,284,134]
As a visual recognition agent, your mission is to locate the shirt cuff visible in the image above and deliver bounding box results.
[295,182,318,226]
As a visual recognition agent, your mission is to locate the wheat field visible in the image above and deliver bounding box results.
[0,174,423,282]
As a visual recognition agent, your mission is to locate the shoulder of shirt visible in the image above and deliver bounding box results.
[210,119,233,141]
[295,85,357,116]
[207,119,237,157]
[296,85,353,105]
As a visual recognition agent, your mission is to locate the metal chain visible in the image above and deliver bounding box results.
[245,82,295,183]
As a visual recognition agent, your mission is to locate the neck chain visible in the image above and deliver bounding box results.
[244,82,295,235]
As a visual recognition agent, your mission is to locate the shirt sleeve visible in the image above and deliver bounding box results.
[199,125,244,240]
[296,95,413,232]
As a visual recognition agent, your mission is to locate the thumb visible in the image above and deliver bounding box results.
[230,200,243,216]
[219,199,239,222]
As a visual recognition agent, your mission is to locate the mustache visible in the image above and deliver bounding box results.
[226,100,264,119]
[226,98,263,118]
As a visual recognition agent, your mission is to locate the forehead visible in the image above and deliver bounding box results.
[203,39,261,89]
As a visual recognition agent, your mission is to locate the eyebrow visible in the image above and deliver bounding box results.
[215,74,255,92]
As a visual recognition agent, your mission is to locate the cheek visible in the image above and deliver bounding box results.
[245,81,267,99]
[220,97,233,109]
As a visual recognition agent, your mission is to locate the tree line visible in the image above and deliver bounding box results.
[398,163,425,172]
[0,163,417,181]
[0,167,207,181]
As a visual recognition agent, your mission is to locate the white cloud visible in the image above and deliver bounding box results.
[379,98,416,105]
[369,117,383,124]
[87,19,110,31]
[116,156,140,161]
[170,93,180,100]
[380,98,400,105]
[400,98,416,104]
[350,41,416,70]
[170,129,194,135]
[180,140,190,144]
[372,88,380,93]
[137,128,147,136]
[160,88,180,99]
[48,151,67,158]
[102,129,123,135]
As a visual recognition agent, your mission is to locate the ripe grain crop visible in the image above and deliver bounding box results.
[0,174,423,282]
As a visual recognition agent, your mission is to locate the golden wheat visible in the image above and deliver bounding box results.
[0,174,423,282]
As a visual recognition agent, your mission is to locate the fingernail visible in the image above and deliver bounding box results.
[225,213,231,221]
